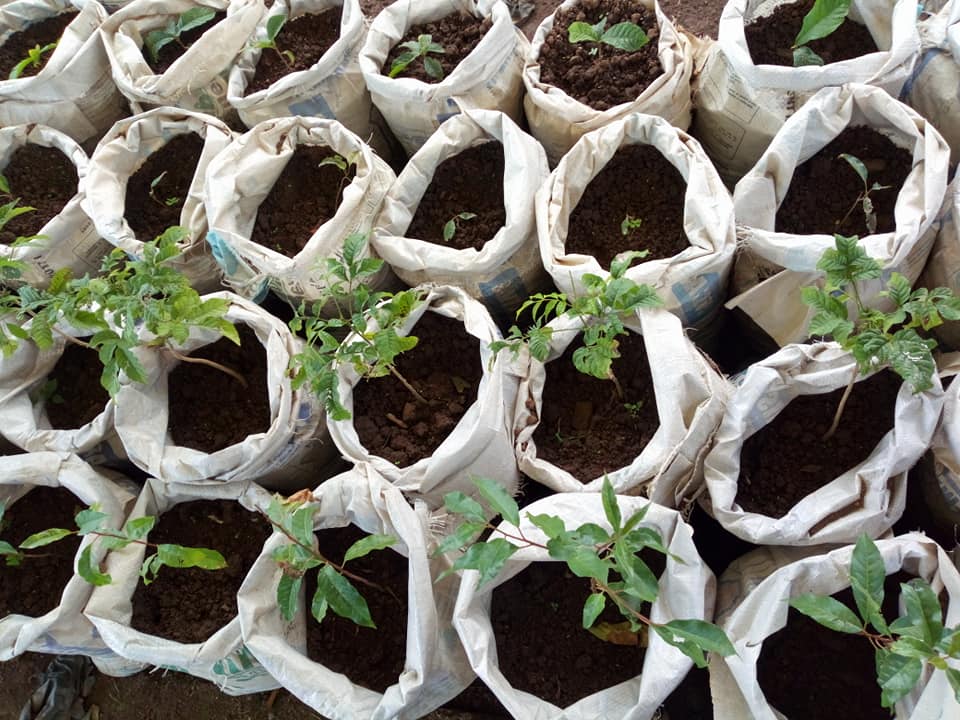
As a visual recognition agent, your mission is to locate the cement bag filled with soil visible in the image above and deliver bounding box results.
[702,342,942,546]
[693,0,920,184]
[537,112,736,332]
[728,84,949,347]
[371,108,549,322]
[100,0,265,117]
[204,115,394,303]
[0,124,112,289]
[452,492,716,719]
[523,0,695,165]
[711,536,960,719]
[81,108,232,294]
[83,478,281,693]
[0,0,127,146]
[238,467,474,718]
[358,0,526,156]
[919,174,960,350]
[113,292,335,492]
[328,284,521,508]
[227,0,372,138]
[513,307,727,505]
[0,452,134,663]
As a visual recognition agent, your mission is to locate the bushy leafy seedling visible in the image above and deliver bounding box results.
[289,232,427,420]
[620,215,642,236]
[568,16,650,55]
[791,0,851,66]
[262,493,395,627]
[438,477,735,666]
[388,34,445,80]
[144,6,217,64]
[791,534,960,708]
[442,212,477,242]
[0,501,225,586]
[9,42,57,80]
[490,251,662,399]
[252,13,295,67]
[149,172,181,208]
[802,234,960,438]
[836,153,891,235]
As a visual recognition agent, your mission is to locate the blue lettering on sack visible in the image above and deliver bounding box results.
[206,231,239,275]
[289,94,335,119]
[671,273,721,326]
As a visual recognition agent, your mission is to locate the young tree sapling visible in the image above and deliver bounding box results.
[8,42,57,79]
[442,212,477,242]
[567,15,650,55]
[835,153,891,235]
[388,34,445,80]
[252,14,295,67]
[791,0,852,66]
[143,6,217,64]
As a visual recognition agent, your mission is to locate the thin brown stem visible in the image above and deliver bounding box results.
[167,346,248,388]
[823,365,859,441]
[608,370,625,401]
[386,363,430,405]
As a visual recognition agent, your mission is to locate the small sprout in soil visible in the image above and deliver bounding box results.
[30,377,63,406]
[389,33,445,80]
[442,212,477,242]
[0,501,225,586]
[623,400,643,416]
[263,492,395,628]
[792,0,851,66]
[791,533,960,708]
[568,16,650,56]
[9,42,57,80]
[836,153,891,235]
[490,251,662,399]
[317,151,359,207]
[149,171,182,208]
[0,173,38,235]
[144,6,217,64]
[289,232,427,420]
[620,215,643,236]
[253,14,295,67]
[802,234,960,439]
[438,477,736,667]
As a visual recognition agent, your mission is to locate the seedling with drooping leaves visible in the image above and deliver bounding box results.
[388,34,445,80]
[261,492,396,628]
[9,42,57,80]
[438,477,736,666]
[490,251,662,399]
[143,6,217,64]
[148,171,182,208]
[835,153,891,235]
[0,501,225,586]
[288,232,427,420]
[317,151,358,208]
[252,14,295,67]
[568,16,650,56]
[620,215,642,236]
[442,212,477,242]
[802,234,960,439]
[790,533,960,708]
[791,0,852,66]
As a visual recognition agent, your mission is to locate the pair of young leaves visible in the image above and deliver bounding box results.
[792,0,852,66]
[143,6,216,64]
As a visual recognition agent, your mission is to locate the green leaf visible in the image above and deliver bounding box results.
[850,534,888,634]
[144,30,175,63]
[388,50,417,78]
[442,220,456,242]
[946,668,960,705]
[265,13,286,41]
[75,508,109,535]
[564,546,610,582]
[311,578,329,624]
[156,544,227,572]
[443,492,486,524]
[653,619,736,668]
[793,45,825,66]
[790,594,863,634]
[475,477,520,527]
[19,527,73,549]
[838,154,869,186]
[177,6,216,34]
[277,573,302,622]
[0,540,19,556]
[122,516,156,543]
[78,544,111,586]
[882,329,937,393]
[600,22,649,52]
[601,477,621,532]
[343,534,395,564]
[900,579,943,645]
[888,635,935,659]
[423,55,444,80]
[875,648,923,708]
[442,537,517,588]
[527,325,553,362]
[615,542,659,603]
[582,593,606,629]
[315,564,375,628]
[526,513,565,539]
[0,175,10,194]
[568,20,602,43]
[794,0,851,47]
[435,520,486,555]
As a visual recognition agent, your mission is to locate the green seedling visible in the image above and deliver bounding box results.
[620,215,643,236]
[792,0,852,66]
[802,234,960,439]
[253,14,295,67]
[262,492,395,627]
[288,232,427,420]
[317,151,358,207]
[438,477,736,666]
[490,251,662,399]
[623,400,643,416]
[388,34,445,80]
[0,501,225,586]
[144,6,217,64]
[0,173,38,236]
[9,42,57,80]
[791,534,960,708]
[149,172,181,208]
[29,377,63,406]
[442,212,477,242]
[568,16,650,55]
[836,153,891,235]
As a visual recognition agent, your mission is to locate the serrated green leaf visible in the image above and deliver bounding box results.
[343,534,395,564]
[475,478,520,527]
[423,56,443,80]
[277,573,301,622]
[582,593,606,629]
[568,20,602,43]
[790,594,863,633]
[315,564,375,628]
[19,527,73,549]
[443,492,486,524]
[794,0,851,47]
[78,544,111,586]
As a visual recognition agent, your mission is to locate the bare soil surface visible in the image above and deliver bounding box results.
[0,144,77,244]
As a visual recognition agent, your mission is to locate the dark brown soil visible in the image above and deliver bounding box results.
[894,454,958,551]
[745,0,878,67]
[43,343,110,430]
[0,486,82,618]
[0,12,76,79]
[531,330,659,480]
[359,0,394,19]
[659,0,723,38]
[130,499,271,644]
[736,370,901,518]
[352,312,482,467]
[124,133,205,243]
[250,144,354,258]
[538,0,662,111]
[687,502,754,579]
[246,8,342,95]
[167,324,272,454]
[405,142,506,251]
[776,126,913,237]
[661,664,712,719]
[304,524,408,693]
[518,0,564,39]
[566,143,688,267]
[144,11,226,75]
[382,12,492,83]
[0,144,78,245]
